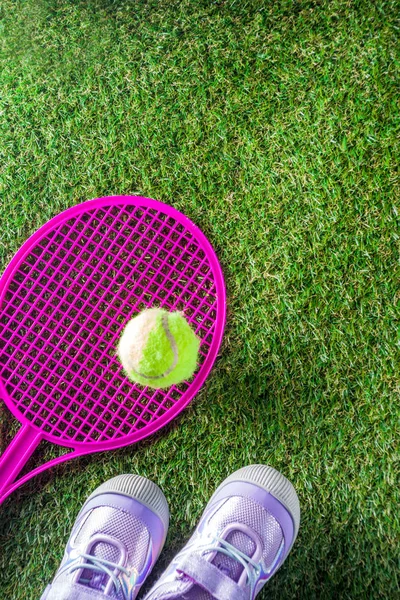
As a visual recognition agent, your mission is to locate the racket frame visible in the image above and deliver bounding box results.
[0,196,226,503]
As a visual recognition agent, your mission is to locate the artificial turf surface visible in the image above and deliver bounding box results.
[0,1,398,598]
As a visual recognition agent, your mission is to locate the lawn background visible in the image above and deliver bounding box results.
[0,1,398,598]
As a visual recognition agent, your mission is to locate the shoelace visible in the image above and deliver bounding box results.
[201,536,260,589]
[61,553,132,599]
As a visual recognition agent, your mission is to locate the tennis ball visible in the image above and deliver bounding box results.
[118,308,200,389]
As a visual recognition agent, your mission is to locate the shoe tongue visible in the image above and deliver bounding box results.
[174,528,256,600]
[80,539,123,598]
[212,530,256,582]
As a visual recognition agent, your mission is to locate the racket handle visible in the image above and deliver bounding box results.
[0,424,42,498]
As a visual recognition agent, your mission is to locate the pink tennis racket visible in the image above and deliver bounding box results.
[0,196,226,504]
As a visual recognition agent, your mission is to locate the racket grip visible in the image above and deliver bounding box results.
[0,424,42,498]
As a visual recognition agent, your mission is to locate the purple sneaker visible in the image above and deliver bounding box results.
[144,465,300,600]
[40,474,169,600]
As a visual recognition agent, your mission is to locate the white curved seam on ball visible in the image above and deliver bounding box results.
[130,312,179,380]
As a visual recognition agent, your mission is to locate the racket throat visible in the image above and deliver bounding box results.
[0,424,42,502]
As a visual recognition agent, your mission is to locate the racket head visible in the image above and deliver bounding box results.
[0,196,226,452]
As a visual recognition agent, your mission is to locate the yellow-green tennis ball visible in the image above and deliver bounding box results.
[118,308,200,389]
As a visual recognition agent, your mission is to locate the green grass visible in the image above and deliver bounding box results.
[0,1,398,598]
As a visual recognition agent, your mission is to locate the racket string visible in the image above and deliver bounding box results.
[0,201,220,444]
[2,206,167,438]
